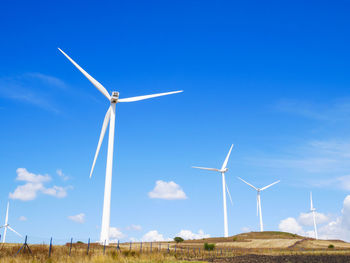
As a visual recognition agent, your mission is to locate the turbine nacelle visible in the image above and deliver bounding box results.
[110,91,119,103]
[220,168,229,173]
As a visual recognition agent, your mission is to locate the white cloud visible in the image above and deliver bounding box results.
[279,195,350,242]
[279,217,305,235]
[42,186,69,198]
[68,213,85,224]
[126,224,142,231]
[9,168,71,201]
[298,212,330,226]
[148,180,187,200]
[16,168,50,183]
[56,169,69,181]
[176,229,210,240]
[141,230,167,242]
[18,216,27,221]
[109,227,125,239]
[9,182,44,201]
[241,227,251,233]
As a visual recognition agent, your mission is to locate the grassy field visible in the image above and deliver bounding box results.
[1,232,350,262]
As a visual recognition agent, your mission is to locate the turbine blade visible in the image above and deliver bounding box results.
[7,226,22,238]
[237,177,258,190]
[221,144,234,170]
[58,48,111,101]
[260,180,280,191]
[4,202,9,226]
[90,107,111,178]
[192,166,219,172]
[310,192,314,210]
[118,90,183,102]
[225,183,233,206]
[256,194,259,216]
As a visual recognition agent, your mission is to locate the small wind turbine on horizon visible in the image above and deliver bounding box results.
[238,177,280,232]
[0,202,22,243]
[192,144,234,238]
[58,48,182,245]
[310,192,318,240]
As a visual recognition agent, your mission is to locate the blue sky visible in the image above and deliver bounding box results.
[1,0,350,243]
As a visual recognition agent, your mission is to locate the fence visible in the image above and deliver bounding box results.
[1,235,350,260]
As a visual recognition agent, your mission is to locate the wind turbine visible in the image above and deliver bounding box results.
[0,202,22,243]
[58,48,182,245]
[237,177,280,232]
[192,144,234,237]
[310,192,318,239]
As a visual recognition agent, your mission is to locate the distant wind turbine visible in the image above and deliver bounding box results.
[238,177,280,232]
[0,202,22,243]
[58,48,183,245]
[310,192,318,239]
[192,144,234,237]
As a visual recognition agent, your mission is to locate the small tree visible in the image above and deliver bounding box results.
[328,244,335,249]
[174,237,184,243]
[204,243,215,251]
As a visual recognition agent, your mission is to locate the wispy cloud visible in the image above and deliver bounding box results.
[68,213,85,224]
[0,73,68,113]
[275,98,350,121]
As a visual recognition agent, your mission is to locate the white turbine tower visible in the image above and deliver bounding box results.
[58,48,182,245]
[192,144,234,237]
[310,192,318,240]
[0,202,22,243]
[238,177,280,232]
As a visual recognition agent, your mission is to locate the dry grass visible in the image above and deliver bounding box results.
[0,244,197,263]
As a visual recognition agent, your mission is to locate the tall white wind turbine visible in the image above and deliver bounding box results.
[310,192,318,239]
[192,144,234,237]
[238,177,280,232]
[0,202,22,243]
[58,48,183,245]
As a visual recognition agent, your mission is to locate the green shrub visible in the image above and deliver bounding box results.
[328,244,335,249]
[174,237,184,243]
[204,243,215,251]
[77,241,84,244]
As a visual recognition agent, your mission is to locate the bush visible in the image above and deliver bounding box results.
[174,237,184,243]
[328,244,335,249]
[204,243,215,251]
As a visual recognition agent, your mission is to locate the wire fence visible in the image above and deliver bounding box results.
[1,235,350,260]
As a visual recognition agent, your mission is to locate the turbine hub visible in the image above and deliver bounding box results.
[111,91,119,103]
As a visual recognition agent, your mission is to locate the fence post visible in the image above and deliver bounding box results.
[159,243,161,252]
[129,241,132,251]
[150,242,152,252]
[117,240,120,251]
[174,244,176,253]
[167,243,170,253]
[69,238,73,256]
[49,237,53,257]
[103,240,106,255]
[87,238,90,255]
[140,242,142,253]
[15,235,32,256]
